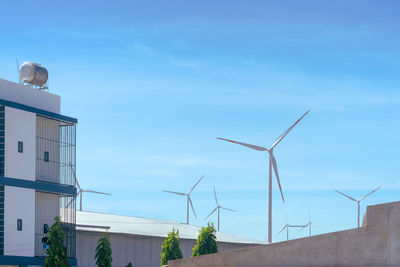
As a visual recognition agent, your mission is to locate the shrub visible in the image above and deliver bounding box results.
[192,222,218,257]
[160,228,183,266]
[95,233,112,267]
[44,216,70,267]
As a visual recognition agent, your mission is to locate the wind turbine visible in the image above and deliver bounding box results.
[335,187,381,228]
[279,221,308,241]
[204,186,236,231]
[217,110,309,243]
[163,175,205,224]
[68,164,111,211]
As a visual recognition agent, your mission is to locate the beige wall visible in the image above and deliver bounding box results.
[169,201,400,267]
[76,231,256,267]
[35,192,59,257]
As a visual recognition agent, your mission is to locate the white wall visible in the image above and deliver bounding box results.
[5,107,35,181]
[4,106,36,256]
[4,187,35,257]
[0,78,60,114]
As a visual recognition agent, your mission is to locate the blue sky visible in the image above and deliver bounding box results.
[1,0,400,242]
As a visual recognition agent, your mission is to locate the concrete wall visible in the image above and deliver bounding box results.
[5,107,35,181]
[0,78,60,114]
[76,231,256,267]
[4,107,36,257]
[4,187,35,257]
[168,201,400,267]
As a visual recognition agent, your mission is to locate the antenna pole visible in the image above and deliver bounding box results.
[268,156,272,243]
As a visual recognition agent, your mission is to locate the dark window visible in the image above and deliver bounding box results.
[17,219,22,231]
[18,141,23,153]
[44,151,49,162]
[44,224,49,234]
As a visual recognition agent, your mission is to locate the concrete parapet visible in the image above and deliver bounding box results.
[169,201,400,267]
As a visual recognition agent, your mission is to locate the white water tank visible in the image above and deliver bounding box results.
[19,62,48,86]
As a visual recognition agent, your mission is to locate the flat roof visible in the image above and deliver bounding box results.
[76,211,264,245]
[0,78,77,124]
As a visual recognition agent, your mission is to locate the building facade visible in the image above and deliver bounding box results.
[0,78,77,266]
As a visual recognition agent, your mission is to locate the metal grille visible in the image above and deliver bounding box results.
[35,193,76,258]
[36,115,76,186]
[60,195,76,258]
[35,115,76,258]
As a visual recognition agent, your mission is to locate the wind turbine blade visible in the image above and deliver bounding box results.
[82,190,111,195]
[291,225,308,228]
[213,186,218,205]
[188,175,205,194]
[188,197,197,219]
[279,225,287,234]
[204,207,218,221]
[216,137,268,151]
[163,190,186,196]
[70,162,80,190]
[220,207,237,212]
[66,193,79,208]
[270,110,310,149]
[271,154,285,203]
[301,222,310,229]
[334,190,357,202]
[358,187,381,201]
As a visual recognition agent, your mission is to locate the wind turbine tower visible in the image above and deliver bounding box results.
[204,186,236,231]
[302,210,312,237]
[163,175,205,224]
[335,187,381,228]
[217,110,309,243]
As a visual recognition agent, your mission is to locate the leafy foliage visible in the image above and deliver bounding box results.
[95,233,113,267]
[160,228,183,266]
[126,263,133,267]
[192,222,218,257]
[44,216,70,267]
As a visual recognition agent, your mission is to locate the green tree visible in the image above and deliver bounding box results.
[125,263,133,267]
[160,228,183,266]
[44,216,70,267]
[192,222,218,257]
[95,233,112,267]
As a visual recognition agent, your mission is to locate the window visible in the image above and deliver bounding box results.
[18,141,23,153]
[44,151,49,162]
[44,224,49,234]
[17,219,22,231]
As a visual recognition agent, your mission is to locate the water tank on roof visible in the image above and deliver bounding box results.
[19,62,48,86]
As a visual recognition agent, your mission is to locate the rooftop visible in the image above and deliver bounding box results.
[76,211,264,244]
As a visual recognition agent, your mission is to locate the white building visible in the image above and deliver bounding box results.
[76,211,264,267]
[0,78,78,266]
